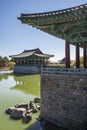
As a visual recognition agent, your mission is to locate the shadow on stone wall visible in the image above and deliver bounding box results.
[25,121,41,130]
[25,120,68,130]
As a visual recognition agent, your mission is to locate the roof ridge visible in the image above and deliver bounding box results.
[20,3,87,17]
[23,48,40,52]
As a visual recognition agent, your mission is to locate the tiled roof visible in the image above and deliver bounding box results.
[9,48,54,58]
[19,4,87,19]
[18,4,87,44]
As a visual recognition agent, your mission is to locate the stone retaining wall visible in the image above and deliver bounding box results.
[40,68,87,130]
[14,65,40,74]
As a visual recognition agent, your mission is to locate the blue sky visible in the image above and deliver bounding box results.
[0,0,87,61]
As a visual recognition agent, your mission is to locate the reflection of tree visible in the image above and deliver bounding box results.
[0,74,10,81]
[15,80,26,86]
[0,76,3,81]
[12,75,40,96]
[3,75,10,80]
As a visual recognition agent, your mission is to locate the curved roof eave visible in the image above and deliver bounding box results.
[9,52,34,58]
[10,52,54,59]
[19,4,87,19]
[18,4,87,45]
[35,53,54,58]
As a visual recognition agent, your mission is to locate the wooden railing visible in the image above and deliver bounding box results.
[41,66,87,75]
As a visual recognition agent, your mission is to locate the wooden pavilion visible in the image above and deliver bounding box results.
[10,48,53,65]
[17,4,87,130]
[10,48,53,74]
[18,4,87,68]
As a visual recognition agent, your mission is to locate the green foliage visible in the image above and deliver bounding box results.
[0,56,9,68]
[48,63,65,67]
[80,57,83,62]
[0,56,15,69]
[71,56,84,67]
[71,60,76,67]
[8,62,16,69]
[3,56,9,62]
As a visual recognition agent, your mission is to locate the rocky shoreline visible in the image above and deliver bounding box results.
[5,97,40,123]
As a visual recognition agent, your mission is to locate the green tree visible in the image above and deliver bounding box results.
[0,56,2,62]
[3,57,9,62]
[71,60,76,67]
[8,62,16,70]
[0,56,9,69]
[80,56,83,67]
[71,57,83,67]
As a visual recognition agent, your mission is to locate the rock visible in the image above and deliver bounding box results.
[34,97,40,103]
[32,108,38,113]
[5,107,15,114]
[36,104,40,110]
[22,113,32,123]
[29,101,36,109]
[5,99,40,123]
[15,103,28,109]
[26,109,33,114]
[10,108,26,119]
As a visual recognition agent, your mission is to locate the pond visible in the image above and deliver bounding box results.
[0,72,41,130]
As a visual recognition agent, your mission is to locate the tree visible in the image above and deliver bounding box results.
[3,57,9,62]
[71,56,83,67]
[8,62,16,70]
[0,56,9,68]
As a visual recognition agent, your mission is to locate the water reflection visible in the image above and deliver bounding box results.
[0,74,10,81]
[0,72,67,130]
[15,80,26,86]
[0,74,40,97]
[0,73,40,96]
[0,73,40,130]
[12,75,40,96]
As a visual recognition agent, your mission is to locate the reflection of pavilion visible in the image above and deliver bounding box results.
[10,48,53,74]
[12,75,40,96]
[15,80,25,86]
[18,4,87,130]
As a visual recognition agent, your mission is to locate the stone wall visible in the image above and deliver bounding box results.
[40,68,87,130]
[14,65,41,74]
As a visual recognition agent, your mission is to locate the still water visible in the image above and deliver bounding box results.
[0,72,41,130]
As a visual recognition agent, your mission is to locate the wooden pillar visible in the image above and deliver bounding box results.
[65,40,70,68]
[83,44,86,68]
[20,59,21,64]
[83,44,87,68]
[23,58,25,64]
[86,46,87,68]
[76,43,80,68]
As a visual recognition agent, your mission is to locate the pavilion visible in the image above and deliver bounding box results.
[10,48,53,65]
[18,4,87,130]
[10,48,53,74]
[18,4,87,68]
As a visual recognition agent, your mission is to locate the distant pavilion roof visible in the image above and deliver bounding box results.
[18,4,87,47]
[10,48,54,58]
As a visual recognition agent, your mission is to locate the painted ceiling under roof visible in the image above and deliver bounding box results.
[18,4,87,47]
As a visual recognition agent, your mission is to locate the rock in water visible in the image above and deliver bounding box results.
[34,97,40,103]
[10,108,26,119]
[15,103,28,109]
[22,113,32,123]
[5,107,15,114]
[29,101,36,109]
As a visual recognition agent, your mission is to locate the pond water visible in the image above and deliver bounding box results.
[0,72,41,130]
